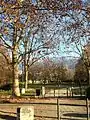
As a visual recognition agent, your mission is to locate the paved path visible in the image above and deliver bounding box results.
[0,98,89,120]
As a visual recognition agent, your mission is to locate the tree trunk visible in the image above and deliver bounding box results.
[24,56,29,90]
[12,49,20,96]
[85,66,90,85]
[24,40,29,91]
[24,63,28,91]
[12,27,20,97]
[88,69,90,85]
[12,61,20,96]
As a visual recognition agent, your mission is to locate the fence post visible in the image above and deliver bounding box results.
[67,87,68,98]
[57,98,60,120]
[86,98,89,120]
[54,89,55,97]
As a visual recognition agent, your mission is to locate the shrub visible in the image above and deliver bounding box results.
[0,83,12,91]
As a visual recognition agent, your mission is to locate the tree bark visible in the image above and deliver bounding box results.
[24,54,28,91]
[88,69,90,85]
[12,48,20,96]
[85,66,90,85]
[24,40,29,91]
[25,65,28,90]
[12,27,20,97]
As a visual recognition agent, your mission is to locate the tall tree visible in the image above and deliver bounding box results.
[0,0,86,96]
[0,0,60,95]
[0,0,30,96]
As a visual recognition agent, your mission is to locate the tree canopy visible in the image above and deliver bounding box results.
[0,0,90,96]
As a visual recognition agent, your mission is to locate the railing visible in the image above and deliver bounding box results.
[0,97,89,120]
[26,85,87,98]
[28,98,89,120]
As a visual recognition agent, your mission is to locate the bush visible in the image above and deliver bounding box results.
[0,83,12,91]
[19,82,25,88]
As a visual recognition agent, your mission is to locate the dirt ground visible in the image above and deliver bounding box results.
[0,97,89,120]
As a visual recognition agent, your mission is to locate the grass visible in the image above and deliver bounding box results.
[21,88,36,96]
[0,82,88,97]
[0,90,12,95]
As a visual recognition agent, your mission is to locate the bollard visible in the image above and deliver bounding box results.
[42,86,45,97]
[17,106,34,120]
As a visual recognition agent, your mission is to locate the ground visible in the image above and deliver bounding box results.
[0,96,89,120]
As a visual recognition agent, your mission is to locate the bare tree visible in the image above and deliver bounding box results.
[0,0,87,96]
